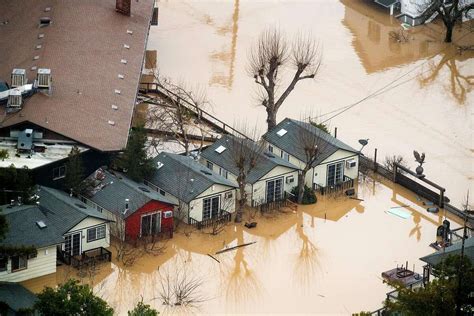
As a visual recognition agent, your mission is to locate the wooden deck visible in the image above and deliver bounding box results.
[58,247,112,268]
[315,176,354,195]
[189,209,232,229]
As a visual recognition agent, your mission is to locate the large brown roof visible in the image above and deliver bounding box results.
[0,0,153,151]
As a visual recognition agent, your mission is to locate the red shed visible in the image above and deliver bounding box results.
[82,168,177,241]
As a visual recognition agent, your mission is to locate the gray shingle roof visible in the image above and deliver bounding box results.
[37,186,110,234]
[262,118,359,167]
[0,282,38,312]
[420,237,474,267]
[200,135,299,184]
[1,204,63,249]
[147,153,237,203]
[84,169,176,218]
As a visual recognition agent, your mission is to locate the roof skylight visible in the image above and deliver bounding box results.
[277,128,287,137]
[215,145,226,154]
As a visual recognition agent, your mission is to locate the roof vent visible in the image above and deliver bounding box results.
[36,220,47,229]
[33,55,40,61]
[35,44,42,50]
[157,161,164,169]
[118,74,124,79]
[215,145,226,154]
[120,59,127,64]
[138,186,150,193]
[44,7,51,12]
[11,69,27,87]
[39,17,51,27]
[36,68,52,89]
[123,44,130,49]
[114,89,121,94]
[111,104,118,110]
[277,129,287,137]
[38,33,44,39]
[108,120,115,126]
[7,88,22,108]
[126,29,133,35]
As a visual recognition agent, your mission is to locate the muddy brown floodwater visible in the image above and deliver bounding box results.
[149,0,473,207]
[22,176,465,314]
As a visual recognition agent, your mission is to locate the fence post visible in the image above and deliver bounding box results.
[374,148,378,172]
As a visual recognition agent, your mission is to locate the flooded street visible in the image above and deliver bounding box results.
[149,0,473,207]
[23,176,464,314]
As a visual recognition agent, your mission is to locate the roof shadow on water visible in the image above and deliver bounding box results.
[340,0,473,105]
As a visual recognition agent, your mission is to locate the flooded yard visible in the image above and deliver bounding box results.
[22,176,464,314]
[149,0,473,207]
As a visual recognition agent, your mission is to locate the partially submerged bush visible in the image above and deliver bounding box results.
[291,186,317,205]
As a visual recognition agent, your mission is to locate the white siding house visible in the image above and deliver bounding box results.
[146,152,238,224]
[200,135,300,207]
[263,118,359,193]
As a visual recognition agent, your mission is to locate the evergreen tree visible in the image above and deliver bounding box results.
[128,300,159,316]
[0,165,35,205]
[65,146,85,195]
[117,126,155,182]
[35,279,114,316]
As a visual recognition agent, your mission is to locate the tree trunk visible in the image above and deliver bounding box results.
[235,184,246,223]
[266,107,277,132]
[297,171,306,204]
[444,23,453,43]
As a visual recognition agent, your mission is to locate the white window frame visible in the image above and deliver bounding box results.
[11,255,27,272]
[53,165,66,180]
[87,224,106,242]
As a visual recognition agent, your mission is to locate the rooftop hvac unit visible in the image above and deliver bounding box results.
[36,68,52,89]
[17,129,34,152]
[11,68,27,88]
[7,88,22,108]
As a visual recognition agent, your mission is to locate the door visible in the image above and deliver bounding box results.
[327,162,344,186]
[266,177,283,203]
[203,196,220,220]
[64,232,81,256]
[141,212,161,237]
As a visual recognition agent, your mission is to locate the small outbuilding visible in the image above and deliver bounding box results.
[262,118,359,194]
[200,135,300,207]
[145,152,238,225]
[81,168,177,241]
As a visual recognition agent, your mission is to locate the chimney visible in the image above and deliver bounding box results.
[116,0,131,16]
[124,198,130,215]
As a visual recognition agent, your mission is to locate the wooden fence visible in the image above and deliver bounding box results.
[189,209,232,230]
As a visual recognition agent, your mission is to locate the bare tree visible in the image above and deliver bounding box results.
[418,0,474,43]
[295,119,332,204]
[383,154,407,172]
[248,28,322,131]
[147,75,210,156]
[230,134,265,223]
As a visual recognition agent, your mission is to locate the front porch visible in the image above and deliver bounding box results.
[58,247,112,268]
[189,209,232,230]
[315,175,355,195]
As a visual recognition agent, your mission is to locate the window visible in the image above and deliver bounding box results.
[96,205,103,213]
[268,145,273,153]
[219,168,228,179]
[266,177,283,203]
[11,255,27,272]
[53,165,66,180]
[206,161,213,170]
[286,175,294,184]
[27,253,37,259]
[280,151,289,161]
[159,189,166,196]
[87,225,106,242]
[0,257,7,272]
[225,191,233,199]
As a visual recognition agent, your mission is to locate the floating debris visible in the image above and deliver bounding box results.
[387,208,411,219]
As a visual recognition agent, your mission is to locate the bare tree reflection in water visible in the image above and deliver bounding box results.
[218,226,262,305]
[409,212,422,241]
[293,210,320,291]
[419,46,474,104]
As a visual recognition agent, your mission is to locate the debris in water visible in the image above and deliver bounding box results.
[207,254,220,263]
[215,242,257,255]
[350,197,364,201]
[423,201,434,206]
[244,222,257,229]
[390,205,409,209]
[387,208,411,219]
[427,207,439,213]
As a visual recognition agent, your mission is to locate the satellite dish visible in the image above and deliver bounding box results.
[358,139,369,146]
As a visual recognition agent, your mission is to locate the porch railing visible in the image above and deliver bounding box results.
[315,176,354,195]
[59,247,112,268]
[189,209,232,230]
[256,192,297,213]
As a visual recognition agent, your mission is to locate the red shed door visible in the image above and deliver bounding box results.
[140,212,161,237]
